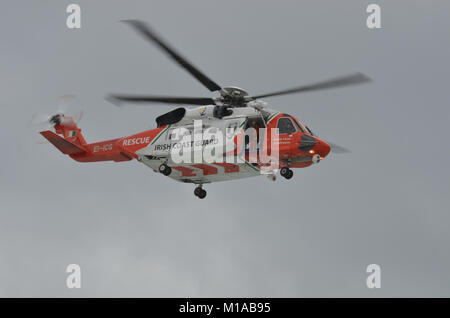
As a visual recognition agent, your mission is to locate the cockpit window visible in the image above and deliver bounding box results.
[305,126,314,136]
[292,119,306,133]
[292,118,314,135]
[277,117,297,134]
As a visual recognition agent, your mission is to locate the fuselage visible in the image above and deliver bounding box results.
[43,105,330,184]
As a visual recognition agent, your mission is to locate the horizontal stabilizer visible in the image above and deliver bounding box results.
[40,130,86,155]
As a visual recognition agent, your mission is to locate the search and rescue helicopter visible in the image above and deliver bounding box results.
[38,20,370,198]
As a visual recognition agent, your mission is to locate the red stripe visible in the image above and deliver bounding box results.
[172,166,197,177]
[191,164,218,175]
[212,162,240,173]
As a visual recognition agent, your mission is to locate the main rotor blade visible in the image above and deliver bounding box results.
[252,73,371,99]
[107,94,216,106]
[328,142,351,154]
[122,20,221,92]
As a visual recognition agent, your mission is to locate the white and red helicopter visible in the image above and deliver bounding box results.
[38,20,370,198]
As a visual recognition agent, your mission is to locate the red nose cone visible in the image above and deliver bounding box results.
[315,138,331,158]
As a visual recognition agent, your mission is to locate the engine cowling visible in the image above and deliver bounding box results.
[156,105,221,127]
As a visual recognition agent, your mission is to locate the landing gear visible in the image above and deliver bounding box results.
[312,154,321,164]
[280,167,293,180]
[285,170,293,179]
[194,185,207,199]
[158,163,172,176]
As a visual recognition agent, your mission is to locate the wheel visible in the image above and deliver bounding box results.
[164,166,172,176]
[285,169,293,180]
[158,163,167,173]
[197,189,207,199]
[312,154,321,164]
[280,167,289,177]
[194,187,202,197]
[159,164,172,176]
[194,186,206,199]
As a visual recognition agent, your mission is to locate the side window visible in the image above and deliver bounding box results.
[277,117,296,134]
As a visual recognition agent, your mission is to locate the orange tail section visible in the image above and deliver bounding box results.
[40,115,135,163]
[40,130,86,155]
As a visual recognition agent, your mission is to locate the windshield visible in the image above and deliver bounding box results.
[276,117,297,134]
[292,118,315,135]
[291,118,305,133]
[305,126,314,136]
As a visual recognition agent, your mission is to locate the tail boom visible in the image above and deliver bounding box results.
[70,139,135,162]
[41,123,168,163]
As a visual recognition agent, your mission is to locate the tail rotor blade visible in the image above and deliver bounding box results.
[28,113,51,127]
[75,110,84,124]
[29,94,82,130]
[57,94,76,114]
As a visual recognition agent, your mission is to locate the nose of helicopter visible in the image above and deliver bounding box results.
[298,134,331,159]
[313,138,331,158]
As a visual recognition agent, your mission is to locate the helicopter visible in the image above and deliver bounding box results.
[39,20,371,199]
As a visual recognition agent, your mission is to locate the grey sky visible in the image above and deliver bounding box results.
[1,0,450,297]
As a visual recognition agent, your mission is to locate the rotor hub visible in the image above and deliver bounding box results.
[108,20,371,115]
[219,86,251,107]
[49,114,62,126]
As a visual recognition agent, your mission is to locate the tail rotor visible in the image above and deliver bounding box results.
[28,95,83,129]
